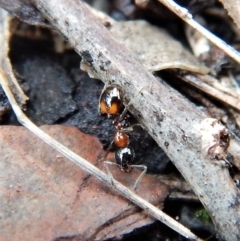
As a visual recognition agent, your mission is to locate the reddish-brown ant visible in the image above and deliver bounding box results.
[99,84,147,189]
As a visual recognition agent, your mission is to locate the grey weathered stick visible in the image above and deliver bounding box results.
[0,9,202,240]
[18,1,240,240]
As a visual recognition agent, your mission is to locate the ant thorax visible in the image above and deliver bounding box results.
[112,115,130,130]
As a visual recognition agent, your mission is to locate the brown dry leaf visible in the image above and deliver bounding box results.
[0,125,169,241]
[110,20,209,74]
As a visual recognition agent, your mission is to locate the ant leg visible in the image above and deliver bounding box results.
[131,165,147,191]
[104,162,147,191]
[99,140,114,162]
[213,158,231,168]
[121,123,142,133]
[104,161,121,184]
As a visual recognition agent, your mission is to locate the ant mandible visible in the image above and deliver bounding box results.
[99,84,147,189]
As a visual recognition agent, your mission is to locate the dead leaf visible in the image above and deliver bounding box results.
[110,20,209,74]
[0,125,169,241]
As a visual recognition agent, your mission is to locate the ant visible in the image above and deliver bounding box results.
[99,84,147,190]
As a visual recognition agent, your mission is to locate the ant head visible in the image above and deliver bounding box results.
[99,85,124,117]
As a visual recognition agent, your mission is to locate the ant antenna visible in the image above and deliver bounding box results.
[119,85,150,122]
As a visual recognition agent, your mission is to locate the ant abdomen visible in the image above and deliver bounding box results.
[99,85,123,117]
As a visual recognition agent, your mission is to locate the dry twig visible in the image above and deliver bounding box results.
[154,0,240,64]
[179,74,240,111]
